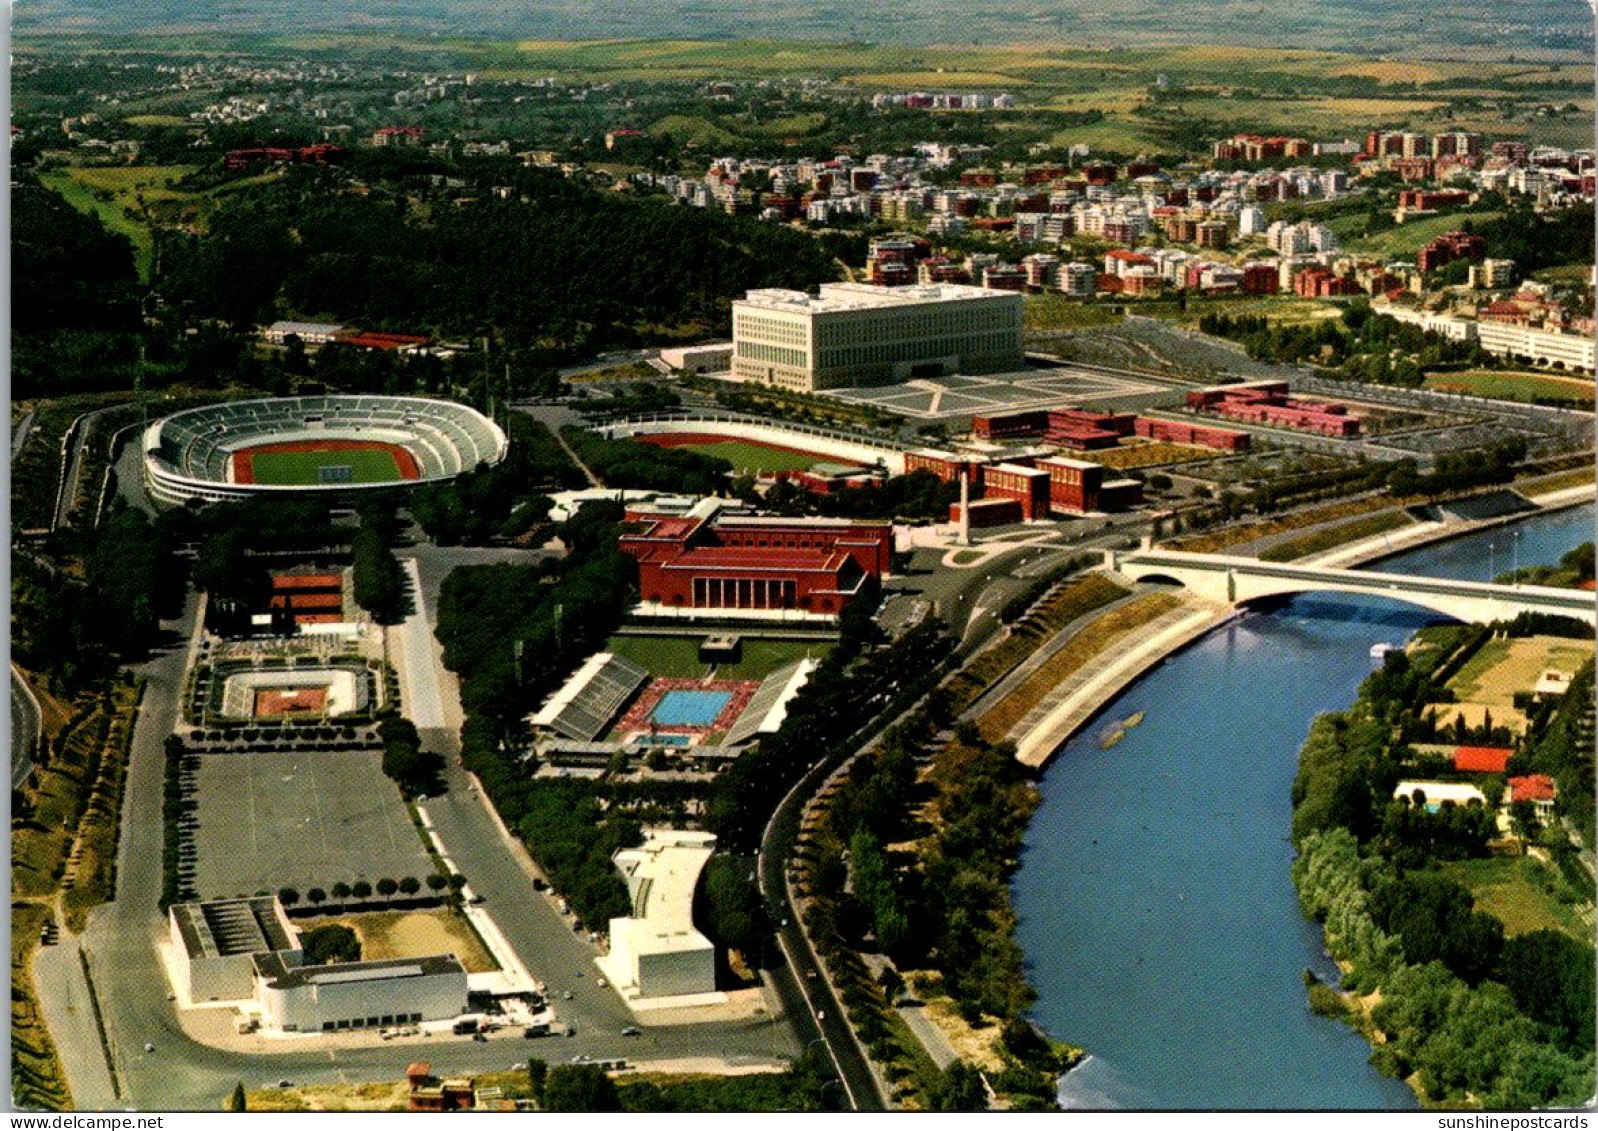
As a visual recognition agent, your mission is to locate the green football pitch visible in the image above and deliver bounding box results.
[246,448,406,485]
[676,440,842,474]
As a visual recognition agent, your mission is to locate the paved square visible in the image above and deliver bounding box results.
[189,750,432,898]
[823,363,1172,419]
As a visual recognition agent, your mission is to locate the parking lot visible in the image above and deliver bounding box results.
[822,362,1175,420]
[189,750,433,898]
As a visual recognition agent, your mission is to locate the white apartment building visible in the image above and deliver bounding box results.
[1058,261,1098,297]
[1477,321,1596,373]
[1237,206,1267,236]
[731,282,1024,391]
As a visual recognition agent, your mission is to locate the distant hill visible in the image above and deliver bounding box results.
[17,0,1593,58]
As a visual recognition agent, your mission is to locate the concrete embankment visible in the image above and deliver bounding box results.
[1010,482,1595,770]
[1013,597,1232,770]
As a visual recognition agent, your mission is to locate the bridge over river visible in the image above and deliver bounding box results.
[1110,548,1597,626]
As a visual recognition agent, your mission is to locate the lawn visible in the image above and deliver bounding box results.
[1344,211,1504,257]
[246,448,406,485]
[1443,856,1589,941]
[1086,442,1217,470]
[605,633,828,680]
[1259,509,1414,562]
[675,440,836,475]
[1424,370,1594,407]
[1449,636,1592,710]
[39,165,197,281]
[293,910,498,973]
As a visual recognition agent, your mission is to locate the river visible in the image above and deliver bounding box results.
[1012,502,1594,1110]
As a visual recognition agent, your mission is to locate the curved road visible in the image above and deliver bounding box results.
[12,666,43,789]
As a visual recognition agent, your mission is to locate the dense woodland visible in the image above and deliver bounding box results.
[156,164,842,351]
[1290,623,1596,1108]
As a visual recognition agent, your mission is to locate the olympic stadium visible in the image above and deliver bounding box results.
[141,394,508,505]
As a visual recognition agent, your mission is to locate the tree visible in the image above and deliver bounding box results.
[225,1082,247,1112]
[306,887,327,907]
[277,887,299,908]
[351,524,405,624]
[425,873,448,893]
[399,876,422,897]
[376,877,400,903]
[542,1064,622,1112]
[1508,798,1540,842]
[352,880,373,900]
[332,881,352,902]
[1500,930,1596,1052]
[301,923,361,965]
[526,1058,548,1104]
[930,1061,988,1112]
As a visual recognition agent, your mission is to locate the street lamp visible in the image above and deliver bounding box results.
[1511,529,1522,586]
[1488,540,1495,582]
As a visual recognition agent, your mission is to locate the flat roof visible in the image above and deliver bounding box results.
[253,951,463,989]
[612,830,717,941]
[735,281,1018,315]
[172,896,298,960]
[664,547,851,573]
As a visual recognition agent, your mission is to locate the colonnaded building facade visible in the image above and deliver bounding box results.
[731,282,1025,392]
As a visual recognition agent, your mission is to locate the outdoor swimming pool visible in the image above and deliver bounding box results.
[650,689,734,727]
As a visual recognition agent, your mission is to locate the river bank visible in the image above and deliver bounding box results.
[1009,482,1595,771]
[1012,498,1595,1110]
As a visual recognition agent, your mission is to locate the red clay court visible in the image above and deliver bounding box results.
[232,439,422,485]
[253,687,330,717]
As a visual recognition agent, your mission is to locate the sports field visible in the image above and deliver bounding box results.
[233,440,421,485]
[605,633,830,679]
[1424,370,1595,407]
[636,433,848,474]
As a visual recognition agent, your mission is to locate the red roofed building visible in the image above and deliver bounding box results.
[1453,746,1512,774]
[335,331,431,352]
[1508,773,1558,819]
[619,511,890,617]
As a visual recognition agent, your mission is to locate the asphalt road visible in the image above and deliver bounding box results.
[57,583,793,1112]
[12,665,42,789]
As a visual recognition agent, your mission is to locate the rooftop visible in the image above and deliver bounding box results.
[735,281,1017,315]
[252,951,464,990]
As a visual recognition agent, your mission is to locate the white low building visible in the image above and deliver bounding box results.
[252,952,468,1033]
[659,342,733,374]
[169,896,301,1003]
[1392,780,1488,809]
[599,829,718,1000]
[262,320,344,346]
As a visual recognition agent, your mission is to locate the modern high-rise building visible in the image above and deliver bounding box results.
[730,282,1024,391]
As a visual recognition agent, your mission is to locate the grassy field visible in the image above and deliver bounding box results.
[979,592,1182,742]
[604,633,829,680]
[294,910,498,973]
[1443,856,1589,941]
[1259,509,1415,562]
[246,448,406,486]
[1341,211,1504,257]
[1024,294,1124,333]
[1087,441,1217,470]
[39,165,198,281]
[1173,295,1344,329]
[1424,370,1594,406]
[672,439,833,475]
[1449,636,1591,709]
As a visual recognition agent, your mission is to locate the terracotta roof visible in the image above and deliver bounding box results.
[1509,774,1557,803]
[1453,746,1512,773]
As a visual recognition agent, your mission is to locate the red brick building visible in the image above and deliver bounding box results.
[1187,382,1361,437]
[618,512,892,617]
[981,463,1051,520]
[1134,417,1250,451]
[1417,231,1487,274]
[1035,457,1143,514]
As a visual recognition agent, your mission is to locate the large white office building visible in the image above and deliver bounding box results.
[252,953,468,1033]
[731,282,1024,392]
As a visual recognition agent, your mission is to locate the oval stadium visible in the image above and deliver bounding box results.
[142,394,508,505]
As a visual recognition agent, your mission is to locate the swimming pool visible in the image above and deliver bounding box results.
[650,689,733,727]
